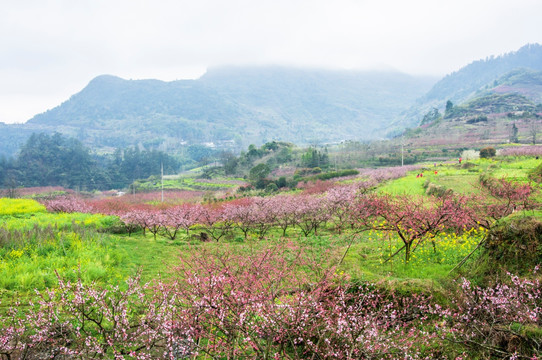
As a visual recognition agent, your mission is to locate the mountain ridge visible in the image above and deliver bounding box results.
[397,43,542,129]
[0,67,437,157]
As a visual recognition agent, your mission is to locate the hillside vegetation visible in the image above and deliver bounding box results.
[400,43,542,129]
[0,68,436,158]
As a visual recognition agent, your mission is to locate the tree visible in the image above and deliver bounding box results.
[276,147,292,164]
[246,144,263,159]
[295,195,329,236]
[301,147,329,168]
[219,151,238,175]
[249,163,271,188]
[187,144,216,164]
[16,132,103,189]
[197,205,234,242]
[477,176,535,226]
[445,100,454,115]
[352,193,472,263]
[421,107,441,125]
[324,184,358,234]
[530,118,539,145]
[510,122,519,143]
[2,170,19,198]
[479,147,496,158]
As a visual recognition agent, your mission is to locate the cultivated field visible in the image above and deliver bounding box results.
[1,154,542,359]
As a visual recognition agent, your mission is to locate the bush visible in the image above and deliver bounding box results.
[302,169,360,182]
[424,182,452,197]
[461,149,480,161]
[483,217,542,275]
[294,168,323,177]
[529,163,542,183]
[265,182,278,193]
[461,162,477,170]
[480,147,496,158]
[466,115,488,124]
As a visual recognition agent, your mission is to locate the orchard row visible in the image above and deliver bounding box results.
[44,176,535,263]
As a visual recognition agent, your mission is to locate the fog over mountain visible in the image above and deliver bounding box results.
[3,44,542,158]
[0,67,436,157]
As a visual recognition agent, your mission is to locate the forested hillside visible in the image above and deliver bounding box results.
[0,133,180,191]
[402,66,542,151]
[0,67,436,158]
[399,43,542,128]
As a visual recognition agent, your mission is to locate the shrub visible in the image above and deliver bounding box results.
[461,162,477,169]
[276,176,287,188]
[446,271,542,359]
[529,163,542,183]
[460,149,480,161]
[265,182,278,193]
[303,169,360,182]
[480,147,496,158]
[466,115,488,124]
[483,217,542,274]
[425,183,452,197]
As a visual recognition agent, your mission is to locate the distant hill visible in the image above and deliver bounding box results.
[487,68,542,104]
[403,68,542,150]
[399,43,542,129]
[0,67,436,158]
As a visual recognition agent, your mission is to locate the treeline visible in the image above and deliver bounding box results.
[0,133,180,191]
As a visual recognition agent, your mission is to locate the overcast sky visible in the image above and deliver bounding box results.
[1,0,541,124]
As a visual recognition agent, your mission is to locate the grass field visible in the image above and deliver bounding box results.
[378,156,540,195]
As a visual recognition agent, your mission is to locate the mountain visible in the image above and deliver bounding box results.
[399,43,542,129]
[0,67,436,158]
[488,68,542,104]
[403,68,542,151]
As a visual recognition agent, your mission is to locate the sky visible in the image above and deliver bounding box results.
[1,0,542,124]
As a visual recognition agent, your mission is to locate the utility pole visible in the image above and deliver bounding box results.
[161,161,164,203]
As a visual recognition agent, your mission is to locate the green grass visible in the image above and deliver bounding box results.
[378,156,541,196]
[378,174,427,195]
[110,233,190,281]
[488,157,540,181]
[0,228,128,293]
[0,202,136,298]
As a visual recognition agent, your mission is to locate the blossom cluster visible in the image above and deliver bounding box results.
[0,244,442,359]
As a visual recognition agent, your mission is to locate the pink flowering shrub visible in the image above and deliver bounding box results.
[443,269,542,359]
[42,196,93,214]
[499,145,542,157]
[358,164,422,184]
[0,272,191,359]
[0,245,445,359]
[476,176,537,227]
[169,243,443,359]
